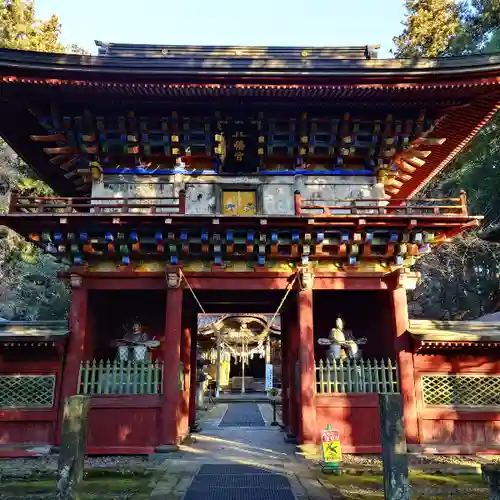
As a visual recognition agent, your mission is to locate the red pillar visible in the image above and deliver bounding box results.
[280,324,289,429]
[287,297,299,439]
[177,326,191,440]
[189,328,197,428]
[391,286,420,446]
[158,286,183,450]
[297,287,317,444]
[56,274,88,445]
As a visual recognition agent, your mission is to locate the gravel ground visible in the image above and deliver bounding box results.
[341,453,500,467]
[2,452,499,477]
[0,455,156,479]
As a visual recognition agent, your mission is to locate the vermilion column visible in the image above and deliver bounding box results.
[286,298,300,439]
[297,287,317,444]
[392,286,420,446]
[177,326,191,440]
[158,285,183,450]
[280,320,289,429]
[56,274,88,445]
[189,328,197,429]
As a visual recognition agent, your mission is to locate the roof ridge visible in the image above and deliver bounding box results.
[94,41,380,60]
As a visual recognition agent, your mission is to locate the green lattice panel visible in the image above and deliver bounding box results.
[421,375,500,407]
[0,375,56,408]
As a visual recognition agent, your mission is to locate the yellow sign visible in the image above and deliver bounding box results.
[321,429,342,463]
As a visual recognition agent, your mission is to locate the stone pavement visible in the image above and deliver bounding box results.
[149,403,341,500]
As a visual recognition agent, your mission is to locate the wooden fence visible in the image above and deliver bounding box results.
[315,358,399,394]
[77,360,164,395]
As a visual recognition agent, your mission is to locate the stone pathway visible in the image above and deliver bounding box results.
[150,403,338,500]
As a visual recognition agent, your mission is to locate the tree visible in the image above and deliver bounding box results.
[392,0,464,58]
[393,0,500,319]
[462,0,500,51]
[0,0,64,52]
[0,0,75,320]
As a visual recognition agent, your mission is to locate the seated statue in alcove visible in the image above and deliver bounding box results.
[113,321,159,363]
[318,316,367,361]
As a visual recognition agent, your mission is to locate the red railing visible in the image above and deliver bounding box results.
[8,190,186,215]
[294,191,468,217]
[7,189,468,218]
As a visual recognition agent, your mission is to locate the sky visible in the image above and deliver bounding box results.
[35,0,406,59]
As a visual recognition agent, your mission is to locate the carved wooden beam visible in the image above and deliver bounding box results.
[400,149,431,159]
[403,156,426,168]
[59,156,81,171]
[396,173,412,182]
[398,160,416,174]
[50,154,71,165]
[412,137,446,146]
[385,186,400,195]
[387,178,403,188]
[30,134,67,142]
[43,146,78,155]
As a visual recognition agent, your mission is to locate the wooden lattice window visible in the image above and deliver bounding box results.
[0,375,56,408]
[421,375,500,407]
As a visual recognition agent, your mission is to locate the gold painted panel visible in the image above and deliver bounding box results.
[222,191,257,216]
[237,191,257,216]
[222,191,238,215]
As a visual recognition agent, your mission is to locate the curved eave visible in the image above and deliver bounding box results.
[409,322,500,352]
[396,96,500,199]
[1,48,500,83]
[413,340,500,353]
[1,49,500,198]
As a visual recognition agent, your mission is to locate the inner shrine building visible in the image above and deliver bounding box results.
[1,42,500,456]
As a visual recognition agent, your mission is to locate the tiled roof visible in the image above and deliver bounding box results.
[0,321,68,341]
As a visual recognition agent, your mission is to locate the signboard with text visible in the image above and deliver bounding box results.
[265,364,273,390]
[321,427,342,467]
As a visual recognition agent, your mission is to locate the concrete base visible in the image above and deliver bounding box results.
[296,444,320,454]
[155,444,180,453]
[296,443,321,461]
[190,423,202,433]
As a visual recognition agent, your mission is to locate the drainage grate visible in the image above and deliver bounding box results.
[218,403,265,427]
[191,474,290,488]
[184,464,296,500]
[184,490,296,500]
[198,464,273,475]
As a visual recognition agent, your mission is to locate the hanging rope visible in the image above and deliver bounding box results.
[178,269,206,314]
[262,271,299,337]
[177,267,298,333]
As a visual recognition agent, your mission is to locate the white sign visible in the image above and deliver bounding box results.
[265,364,274,390]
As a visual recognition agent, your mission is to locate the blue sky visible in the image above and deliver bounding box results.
[36,0,406,59]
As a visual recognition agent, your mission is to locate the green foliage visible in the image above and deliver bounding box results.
[394,1,500,319]
[392,0,464,57]
[0,0,73,320]
[408,233,500,320]
[0,0,64,52]
[463,0,500,49]
[0,230,69,320]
